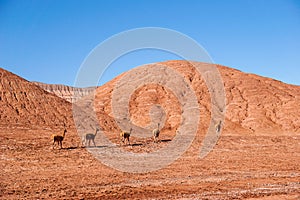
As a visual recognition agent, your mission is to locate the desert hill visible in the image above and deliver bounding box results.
[1,61,300,135]
[75,60,300,136]
[222,64,300,134]
[0,67,74,129]
[0,68,100,133]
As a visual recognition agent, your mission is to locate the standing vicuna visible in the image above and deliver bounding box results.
[82,128,100,147]
[52,128,67,149]
[153,123,160,143]
[120,128,132,145]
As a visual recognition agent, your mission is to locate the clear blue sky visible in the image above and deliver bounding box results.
[0,0,299,86]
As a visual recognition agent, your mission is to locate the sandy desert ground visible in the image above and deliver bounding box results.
[1,127,299,199]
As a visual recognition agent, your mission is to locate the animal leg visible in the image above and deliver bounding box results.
[81,136,85,147]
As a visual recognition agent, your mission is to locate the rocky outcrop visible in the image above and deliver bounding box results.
[34,82,97,103]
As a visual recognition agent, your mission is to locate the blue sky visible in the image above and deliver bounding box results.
[0,0,299,86]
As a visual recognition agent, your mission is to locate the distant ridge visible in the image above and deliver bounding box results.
[34,82,97,103]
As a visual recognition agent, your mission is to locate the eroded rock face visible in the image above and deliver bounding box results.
[34,82,97,103]
[221,66,300,134]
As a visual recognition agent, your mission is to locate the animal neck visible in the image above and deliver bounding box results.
[94,129,98,136]
[62,130,67,137]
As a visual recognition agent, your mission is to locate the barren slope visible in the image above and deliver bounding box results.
[0,68,74,129]
[91,60,300,136]
[32,60,300,135]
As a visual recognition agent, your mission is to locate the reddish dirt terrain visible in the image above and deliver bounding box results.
[1,61,300,199]
[1,128,299,199]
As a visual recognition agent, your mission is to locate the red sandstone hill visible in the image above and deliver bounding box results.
[0,67,74,129]
[1,61,300,135]
[91,60,300,136]
[221,63,300,134]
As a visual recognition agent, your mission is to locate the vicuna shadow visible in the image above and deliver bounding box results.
[131,143,143,146]
[64,146,79,150]
[84,145,109,149]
